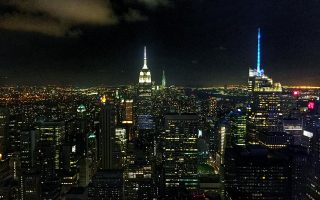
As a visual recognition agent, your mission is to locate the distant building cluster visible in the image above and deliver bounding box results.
[0,29,320,200]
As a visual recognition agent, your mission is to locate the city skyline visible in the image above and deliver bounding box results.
[0,0,319,86]
[1,1,320,200]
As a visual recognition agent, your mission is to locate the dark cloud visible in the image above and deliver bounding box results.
[0,13,68,37]
[0,0,118,37]
[123,8,148,22]
[137,0,171,8]
[0,0,171,37]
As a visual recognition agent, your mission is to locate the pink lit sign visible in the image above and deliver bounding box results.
[308,101,315,110]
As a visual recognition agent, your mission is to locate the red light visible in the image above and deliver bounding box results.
[293,91,300,96]
[308,102,315,110]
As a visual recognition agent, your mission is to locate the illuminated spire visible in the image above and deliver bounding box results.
[139,46,152,84]
[257,28,261,76]
[143,46,148,69]
[162,70,166,88]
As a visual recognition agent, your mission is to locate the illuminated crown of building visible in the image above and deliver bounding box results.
[139,46,152,84]
[249,28,265,78]
[248,28,282,93]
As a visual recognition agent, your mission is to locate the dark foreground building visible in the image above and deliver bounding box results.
[224,145,291,200]
[88,170,123,200]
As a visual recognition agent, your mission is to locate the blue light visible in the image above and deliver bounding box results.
[257,28,261,76]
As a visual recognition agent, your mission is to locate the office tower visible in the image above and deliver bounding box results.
[216,123,227,168]
[208,97,218,118]
[7,118,22,158]
[248,29,283,141]
[257,132,293,149]
[80,132,98,187]
[122,99,133,124]
[59,145,79,195]
[87,130,98,165]
[88,170,124,200]
[20,173,40,200]
[121,99,134,142]
[20,130,36,172]
[162,114,199,197]
[124,142,155,199]
[20,129,40,200]
[99,97,116,170]
[281,91,297,118]
[37,121,65,200]
[114,127,127,168]
[121,99,134,141]
[37,121,65,170]
[305,128,320,199]
[288,146,308,200]
[60,144,72,171]
[76,104,89,156]
[229,109,246,146]
[283,118,303,136]
[0,159,19,200]
[224,145,291,199]
[0,108,9,161]
[79,159,90,188]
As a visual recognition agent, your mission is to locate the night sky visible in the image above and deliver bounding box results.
[0,0,320,87]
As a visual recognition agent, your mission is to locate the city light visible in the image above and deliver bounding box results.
[293,90,300,96]
[100,95,107,104]
[308,101,315,109]
[0,2,319,199]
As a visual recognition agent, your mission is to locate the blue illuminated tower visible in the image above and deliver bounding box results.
[248,28,283,141]
[256,28,264,76]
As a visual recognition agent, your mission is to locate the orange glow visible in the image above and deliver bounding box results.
[100,95,107,104]
[0,153,2,161]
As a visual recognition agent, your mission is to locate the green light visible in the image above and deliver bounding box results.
[88,131,96,139]
[77,104,86,113]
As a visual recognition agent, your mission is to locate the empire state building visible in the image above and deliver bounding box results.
[139,46,152,87]
[136,46,153,126]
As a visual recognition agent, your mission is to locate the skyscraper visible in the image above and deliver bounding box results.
[248,28,283,141]
[0,108,8,161]
[305,128,320,199]
[224,146,291,199]
[162,114,199,197]
[88,170,124,200]
[136,47,155,155]
[37,121,65,200]
[99,97,116,170]
[20,129,40,200]
[137,46,153,120]
[37,121,65,170]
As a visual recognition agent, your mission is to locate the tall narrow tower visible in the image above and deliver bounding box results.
[137,46,153,123]
[257,28,262,76]
[100,98,115,170]
[139,46,152,85]
[248,28,283,141]
[162,70,166,88]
